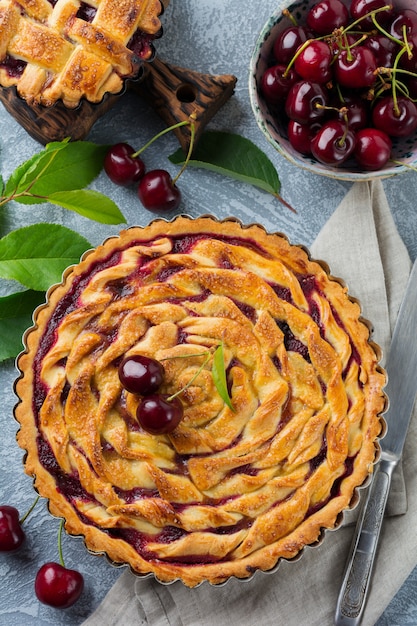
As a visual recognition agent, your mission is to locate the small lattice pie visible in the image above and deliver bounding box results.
[0,0,165,108]
[15,216,385,587]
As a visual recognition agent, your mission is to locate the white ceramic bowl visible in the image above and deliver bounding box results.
[249,0,417,181]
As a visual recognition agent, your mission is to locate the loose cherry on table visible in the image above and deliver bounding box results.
[103,143,145,186]
[0,505,25,551]
[104,115,196,213]
[137,169,182,213]
[35,562,84,609]
[34,520,84,609]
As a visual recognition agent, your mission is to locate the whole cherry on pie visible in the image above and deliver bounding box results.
[119,355,165,395]
[137,394,184,434]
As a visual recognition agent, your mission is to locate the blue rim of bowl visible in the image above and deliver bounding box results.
[248,0,414,181]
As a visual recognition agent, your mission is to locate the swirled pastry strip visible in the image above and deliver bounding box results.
[15,216,385,587]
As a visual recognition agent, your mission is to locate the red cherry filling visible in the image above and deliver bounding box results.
[119,355,165,395]
[0,55,27,78]
[137,394,184,434]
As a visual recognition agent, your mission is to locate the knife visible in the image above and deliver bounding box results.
[335,257,417,626]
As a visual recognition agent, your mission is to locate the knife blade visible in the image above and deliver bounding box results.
[335,257,417,626]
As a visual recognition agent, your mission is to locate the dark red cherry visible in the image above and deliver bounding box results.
[285,80,329,124]
[399,32,417,72]
[294,40,332,84]
[261,65,298,103]
[138,169,181,212]
[104,143,145,186]
[137,394,184,434]
[350,0,394,27]
[363,35,397,67]
[306,0,349,35]
[311,120,356,165]
[354,128,392,170]
[119,355,164,395]
[372,96,417,137]
[334,47,377,89]
[390,10,417,41]
[35,562,84,609]
[0,505,25,551]
[332,94,369,130]
[287,120,321,154]
[273,26,310,65]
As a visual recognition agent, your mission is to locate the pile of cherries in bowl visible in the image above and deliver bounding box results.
[257,0,417,172]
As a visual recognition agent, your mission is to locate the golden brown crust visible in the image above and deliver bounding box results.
[15,216,386,588]
[0,0,164,107]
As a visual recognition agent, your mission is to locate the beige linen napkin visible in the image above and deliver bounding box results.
[83,180,416,626]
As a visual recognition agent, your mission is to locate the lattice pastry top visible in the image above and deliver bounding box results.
[0,0,164,107]
[15,216,386,587]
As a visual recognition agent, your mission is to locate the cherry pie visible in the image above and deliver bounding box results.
[0,0,165,108]
[15,216,386,587]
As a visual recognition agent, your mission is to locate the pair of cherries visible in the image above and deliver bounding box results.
[104,117,196,212]
[261,0,417,170]
[105,144,181,212]
[0,502,83,609]
[119,354,184,434]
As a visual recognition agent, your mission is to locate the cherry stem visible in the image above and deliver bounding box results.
[391,46,408,115]
[131,118,194,158]
[19,495,40,525]
[167,352,211,402]
[370,12,405,48]
[172,115,197,184]
[57,519,65,568]
[390,159,417,172]
[344,5,393,35]
[282,8,297,26]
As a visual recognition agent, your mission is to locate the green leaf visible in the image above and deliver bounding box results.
[0,289,46,361]
[169,131,281,197]
[212,343,234,411]
[4,140,109,200]
[0,223,91,291]
[44,189,125,224]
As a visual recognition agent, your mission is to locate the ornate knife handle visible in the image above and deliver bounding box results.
[335,458,397,626]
